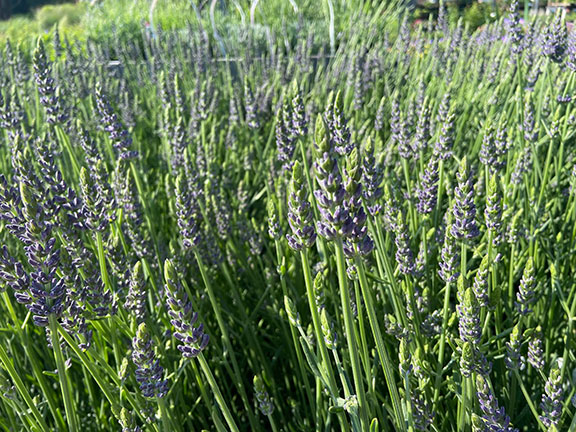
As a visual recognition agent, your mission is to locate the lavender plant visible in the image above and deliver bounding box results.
[0,4,573,431]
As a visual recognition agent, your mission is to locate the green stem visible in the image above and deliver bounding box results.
[197,353,240,432]
[301,250,349,429]
[536,135,555,211]
[268,414,280,432]
[356,259,406,432]
[194,252,258,430]
[282,247,315,409]
[49,315,78,432]
[334,241,369,429]
[158,396,179,432]
[56,325,125,421]
[371,220,406,327]
[459,377,470,432]
[433,281,452,406]
[560,281,576,382]
[95,232,121,368]
[513,370,547,432]
[0,344,50,431]
[1,296,64,428]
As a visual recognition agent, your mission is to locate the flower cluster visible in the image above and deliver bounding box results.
[164,259,209,358]
[131,323,168,398]
[474,375,518,432]
[286,161,316,251]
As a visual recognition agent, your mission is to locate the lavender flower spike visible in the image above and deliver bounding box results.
[95,83,137,160]
[125,262,147,322]
[33,39,67,125]
[343,146,373,258]
[506,0,523,54]
[515,258,536,316]
[290,89,307,137]
[451,157,479,240]
[313,114,352,241]
[276,104,296,172]
[119,408,142,432]
[131,323,169,398]
[475,375,519,432]
[267,199,282,241]
[417,152,439,215]
[485,174,503,247]
[164,259,209,358]
[505,324,522,371]
[253,375,274,416]
[326,95,353,156]
[542,13,567,63]
[175,173,202,249]
[540,363,563,430]
[244,78,259,129]
[394,211,415,275]
[362,137,383,217]
[16,182,66,327]
[472,255,489,307]
[457,286,482,345]
[567,29,576,72]
[439,217,460,284]
[528,327,544,371]
[433,93,455,160]
[286,161,316,251]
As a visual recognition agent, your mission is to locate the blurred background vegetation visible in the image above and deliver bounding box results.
[3,0,354,45]
[0,0,570,46]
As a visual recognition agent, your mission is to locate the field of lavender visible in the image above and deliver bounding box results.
[0,1,575,431]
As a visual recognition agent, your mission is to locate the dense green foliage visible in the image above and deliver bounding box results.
[0,1,575,431]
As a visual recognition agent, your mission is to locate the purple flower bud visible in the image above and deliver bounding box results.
[417,153,439,215]
[528,328,544,371]
[542,13,567,63]
[485,175,503,247]
[325,103,353,156]
[540,363,563,429]
[286,162,316,250]
[33,40,68,125]
[505,325,523,371]
[244,79,259,129]
[394,211,415,275]
[375,98,385,131]
[414,103,431,153]
[412,387,434,430]
[511,146,532,185]
[472,256,489,308]
[164,260,209,359]
[254,375,274,416]
[132,323,168,398]
[343,147,373,257]
[390,98,411,159]
[522,97,538,142]
[95,83,137,159]
[475,375,518,432]
[362,139,383,216]
[291,91,308,137]
[451,157,479,240]
[267,199,282,241]
[515,258,536,315]
[566,29,576,72]
[439,220,460,284]
[313,114,352,240]
[276,105,296,172]
[457,285,482,345]
[175,173,202,249]
[125,262,147,322]
[506,0,523,54]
